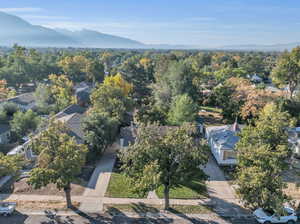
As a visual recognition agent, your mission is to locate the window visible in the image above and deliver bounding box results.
[223,150,237,160]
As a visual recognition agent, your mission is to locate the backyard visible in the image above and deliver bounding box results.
[198,106,225,126]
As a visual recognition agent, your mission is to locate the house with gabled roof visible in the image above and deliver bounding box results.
[7,104,87,160]
[5,93,36,111]
[205,121,243,166]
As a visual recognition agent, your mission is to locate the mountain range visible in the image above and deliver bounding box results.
[0,11,299,50]
[0,11,144,48]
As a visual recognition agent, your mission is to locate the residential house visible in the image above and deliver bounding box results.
[205,121,242,166]
[7,104,87,160]
[0,124,10,144]
[288,127,300,156]
[54,104,87,119]
[249,74,263,83]
[120,124,176,148]
[75,87,91,107]
[56,113,85,144]
[120,124,137,148]
[5,93,36,111]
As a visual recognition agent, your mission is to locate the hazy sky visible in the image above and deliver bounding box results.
[1,0,300,47]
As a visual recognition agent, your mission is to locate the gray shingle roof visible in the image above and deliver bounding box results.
[55,104,87,119]
[206,124,243,151]
[57,113,85,144]
[76,89,90,103]
[7,93,35,106]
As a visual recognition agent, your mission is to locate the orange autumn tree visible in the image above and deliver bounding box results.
[0,80,9,100]
[241,89,282,120]
[225,77,281,120]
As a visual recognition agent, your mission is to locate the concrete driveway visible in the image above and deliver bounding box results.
[203,154,250,217]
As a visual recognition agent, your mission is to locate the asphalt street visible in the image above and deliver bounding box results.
[0,212,258,224]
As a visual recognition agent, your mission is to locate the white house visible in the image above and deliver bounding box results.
[206,122,242,166]
[7,141,37,161]
[250,74,263,83]
[288,127,300,156]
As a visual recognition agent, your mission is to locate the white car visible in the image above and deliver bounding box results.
[0,202,16,216]
[253,207,297,224]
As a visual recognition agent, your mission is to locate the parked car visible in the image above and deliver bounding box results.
[0,202,16,216]
[253,207,297,224]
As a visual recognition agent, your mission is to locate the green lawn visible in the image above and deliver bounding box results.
[104,203,213,214]
[156,171,208,199]
[105,172,143,198]
[106,168,208,199]
[200,106,222,113]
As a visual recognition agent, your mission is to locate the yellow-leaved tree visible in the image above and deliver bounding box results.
[103,73,133,96]
[49,74,75,111]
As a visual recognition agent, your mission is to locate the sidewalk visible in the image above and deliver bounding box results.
[80,143,118,211]
[0,194,210,205]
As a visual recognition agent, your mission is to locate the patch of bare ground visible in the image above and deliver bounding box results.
[282,167,300,199]
[1,177,86,196]
[0,165,95,196]
[4,200,80,211]
[198,107,225,126]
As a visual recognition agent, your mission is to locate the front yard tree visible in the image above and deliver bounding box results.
[83,109,119,156]
[272,47,300,99]
[120,123,209,210]
[28,121,87,208]
[236,103,294,211]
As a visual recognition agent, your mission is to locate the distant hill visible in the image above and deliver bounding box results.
[1,11,299,50]
[0,11,78,47]
[0,11,144,48]
[55,29,144,48]
[218,43,300,51]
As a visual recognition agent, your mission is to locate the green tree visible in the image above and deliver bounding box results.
[49,74,75,111]
[0,153,23,177]
[167,94,198,125]
[119,56,154,102]
[90,84,132,123]
[34,83,54,112]
[134,100,167,125]
[236,103,294,211]
[10,109,40,141]
[85,60,105,83]
[28,121,87,208]
[272,47,300,99]
[120,123,208,210]
[1,102,19,117]
[82,109,119,156]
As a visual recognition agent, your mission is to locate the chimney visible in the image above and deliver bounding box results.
[231,117,240,132]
